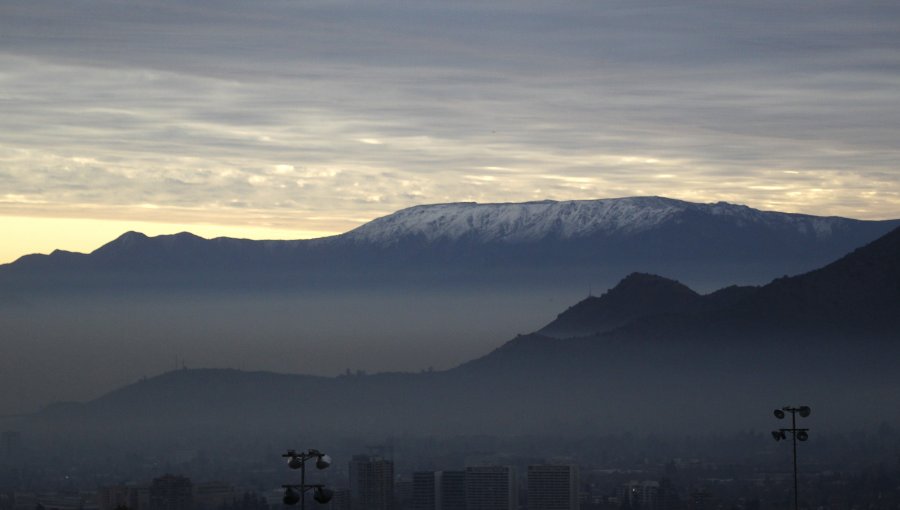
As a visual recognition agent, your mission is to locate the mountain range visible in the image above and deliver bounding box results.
[22,222,900,449]
[3,196,899,293]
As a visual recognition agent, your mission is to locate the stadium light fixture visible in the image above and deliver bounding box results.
[282,449,333,510]
[771,406,811,510]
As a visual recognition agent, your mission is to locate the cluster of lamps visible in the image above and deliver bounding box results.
[282,449,334,508]
[771,405,811,510]
[772,405,810,442]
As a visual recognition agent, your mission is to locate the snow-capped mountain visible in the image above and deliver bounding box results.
[3,198,899,418]
[343,196,862,245]
[2,196,899,293]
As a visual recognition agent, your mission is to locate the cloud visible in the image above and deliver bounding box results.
[0,0,899,237]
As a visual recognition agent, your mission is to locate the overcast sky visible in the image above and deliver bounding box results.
[2,0,900,262]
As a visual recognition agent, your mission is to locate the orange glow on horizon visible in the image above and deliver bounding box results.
[0,215,341,265]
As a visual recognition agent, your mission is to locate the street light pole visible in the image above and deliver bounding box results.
[772,406,810,510]
[282,449,334,510]
[791,410,798,510]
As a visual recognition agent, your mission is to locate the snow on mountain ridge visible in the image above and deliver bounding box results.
[345,197,708,244]
[343,197,859,245]
[83,198,861,254]
[705,201,845,237]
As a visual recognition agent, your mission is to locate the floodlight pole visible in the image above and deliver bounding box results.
[772,406,810,510]
[791,410,798,510]
[282,449,331,510]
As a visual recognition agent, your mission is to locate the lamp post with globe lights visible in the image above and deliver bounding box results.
[772,406,810,510]
[282,449,334,510]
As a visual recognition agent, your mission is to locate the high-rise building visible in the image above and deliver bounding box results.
[149,475,192,510]
[411,472,437,510]
[395,478,414,510]
[526,465,578,510]
[328,488,352,510]
[349,455,394,510]
[465,466,515,510]
[436,471,466,510]
[411,471,467,510]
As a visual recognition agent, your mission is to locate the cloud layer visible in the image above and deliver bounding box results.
[2,0,899,241]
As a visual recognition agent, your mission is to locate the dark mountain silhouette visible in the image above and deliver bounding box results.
[537,272,754,338]
[736,223,900,330]
[472,225,900,370]
[26,226,900,449]
[3,197,899,293]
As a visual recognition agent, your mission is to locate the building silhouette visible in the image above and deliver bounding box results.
[349,455,394,510]
[149,475,192,510]
[411,471,467,510]
[526,465,578,510]
[436,471,466,510]
[328,488,351,510]
[411,472,436,510]
[465,466,515,510]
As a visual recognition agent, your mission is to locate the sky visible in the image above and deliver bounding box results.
[2,0,900,264]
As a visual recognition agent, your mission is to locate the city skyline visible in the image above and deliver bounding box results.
[2,1,900,263]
